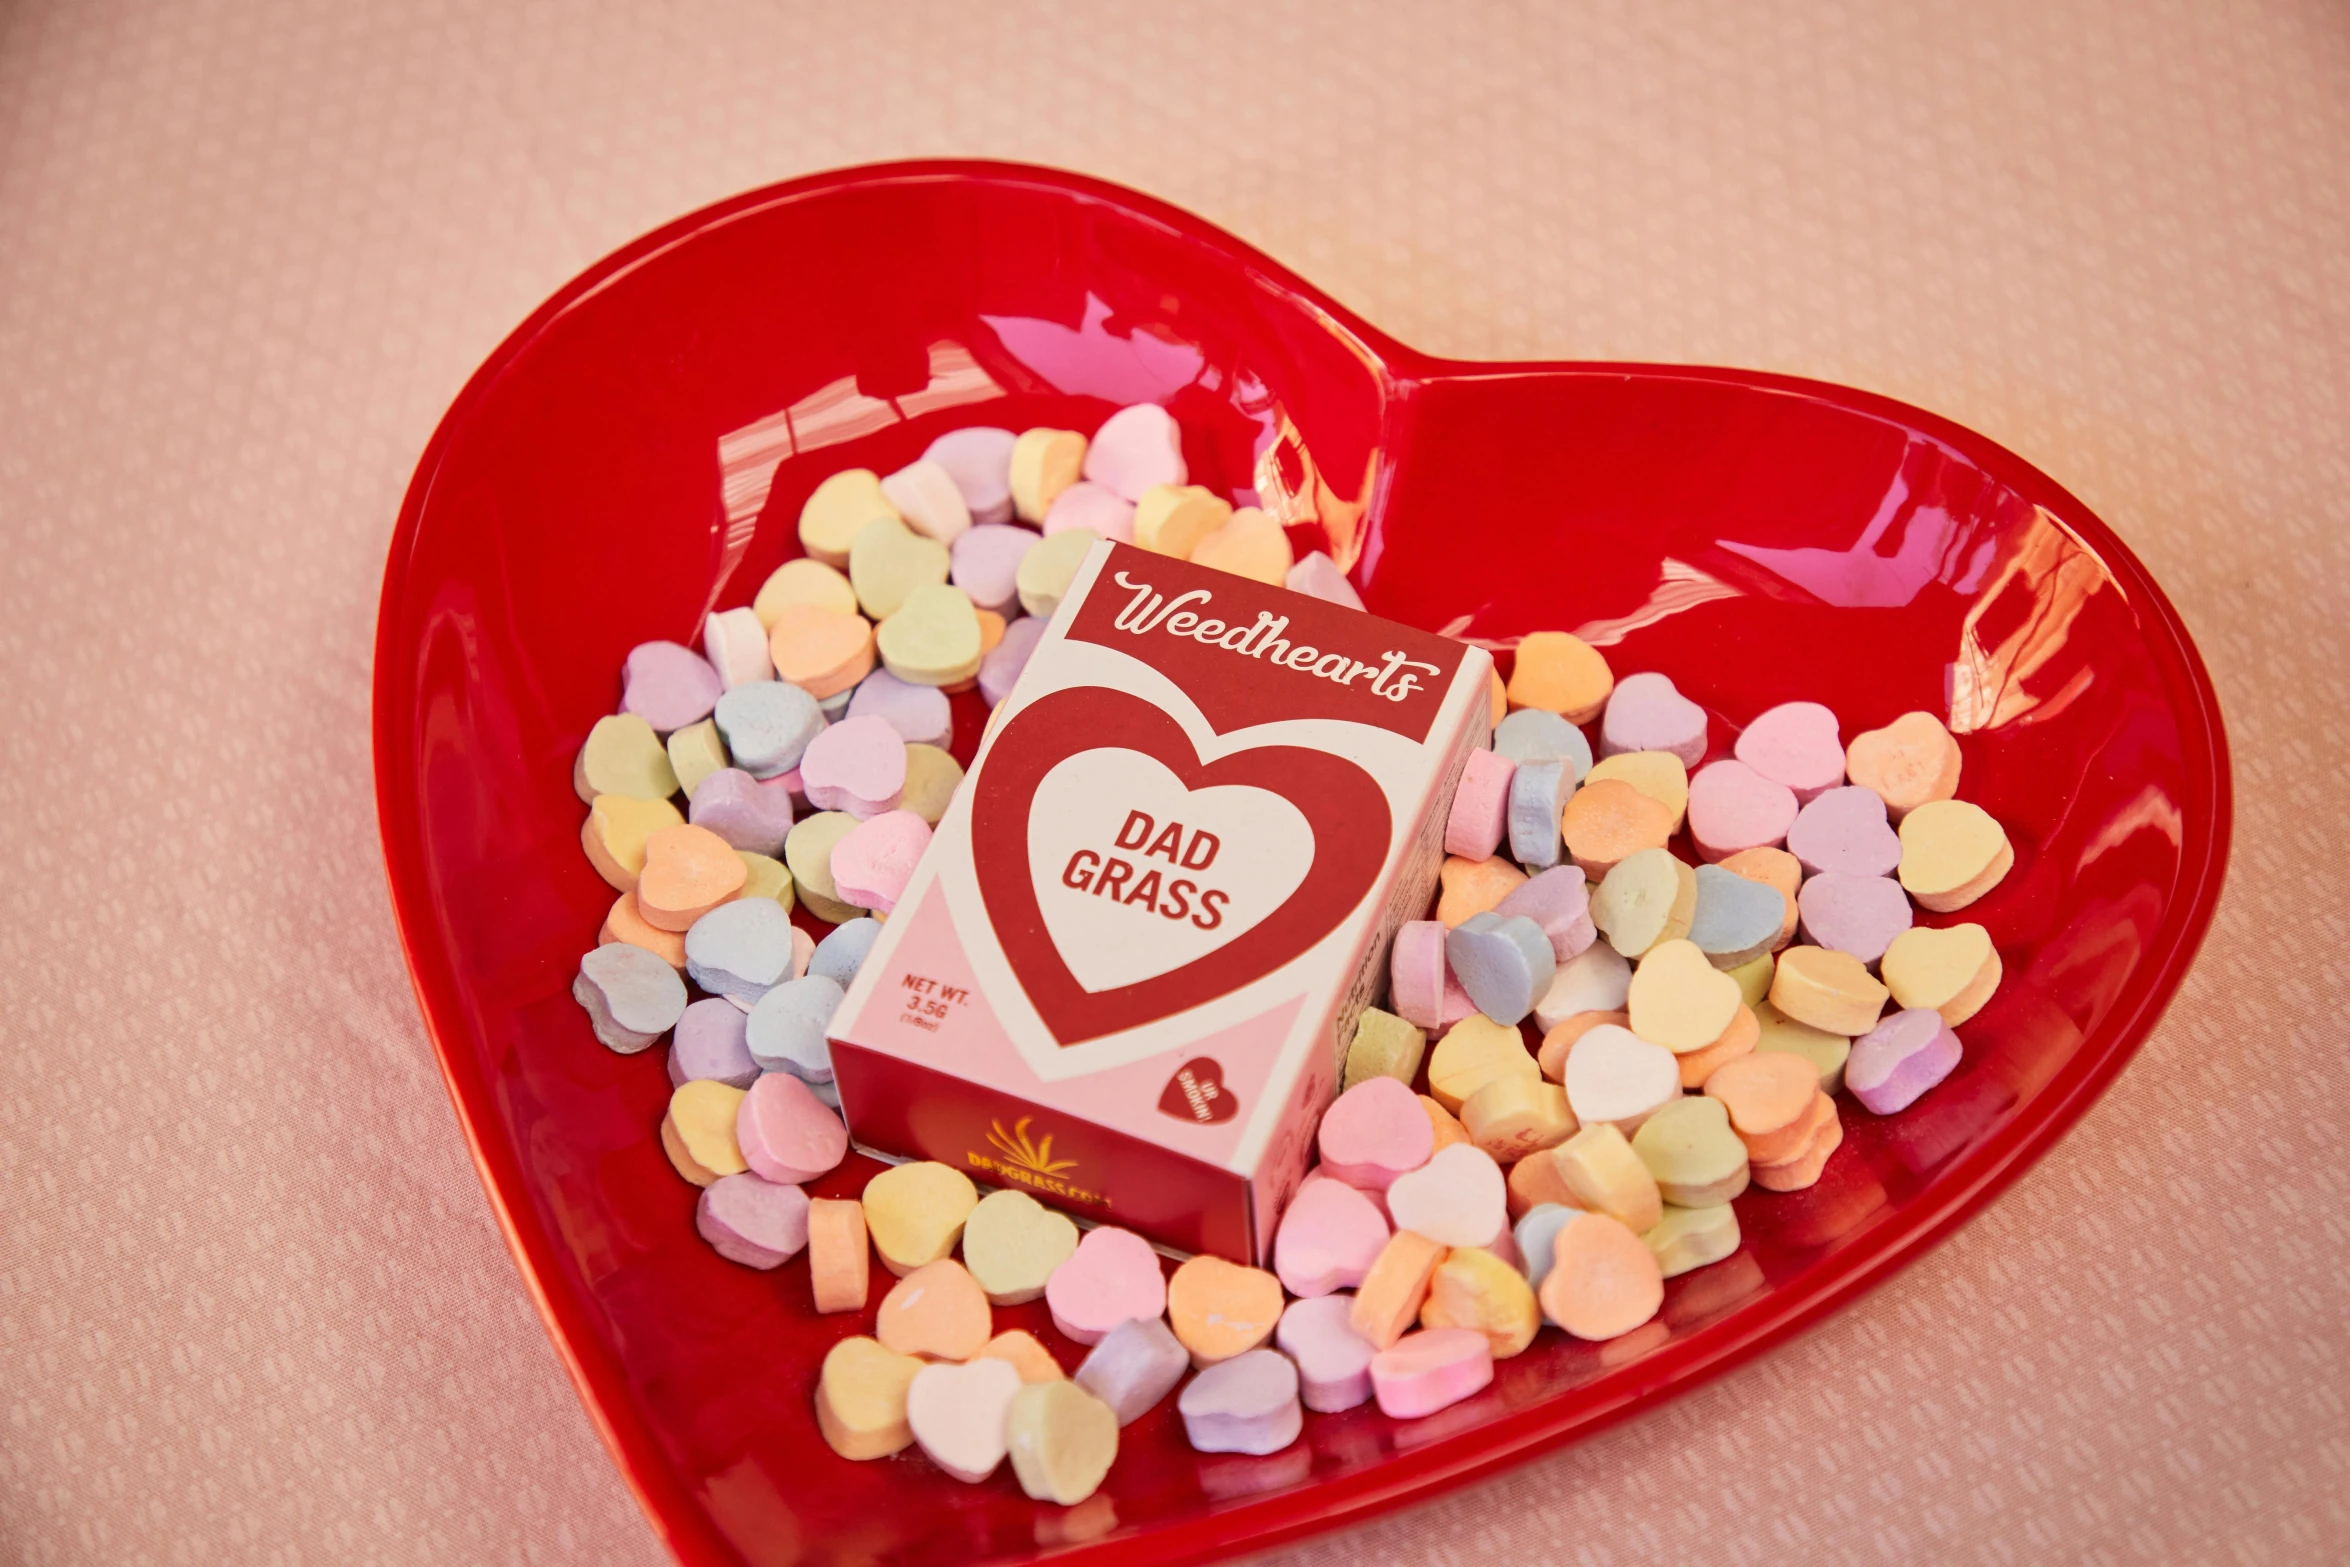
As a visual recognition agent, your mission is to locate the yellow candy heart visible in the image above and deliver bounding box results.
[1005,1379,1119,1504]
[863,1160,980,1277]
[1897,799,2013,912]
[1630,1095,1750,1207]
[1187,506,1293,585]
[665,718,729,799]
[783,811,865,924]
[1550,1122,1662,1233]
[1644,1203,1740,1278]
[1626,938,1742,1052]
[666,1080,749,1182]
[1592,847,1697,958]
[1132,484,1232,558]
[574,713,678,804]
[960,1189,1079,1305]
[1727,952,1775,1010]
[800,469,899,568]
[754,556,860,626]
[1342,1007,1428,1092]
[849,515,952,621]
[1768,946,1889,1036]
[1427,1014,1540,1113]
[1881,922,2002,1024]
[1418,1244,1540,1358]
[734,851,796,909]
[1583,751,1689,834]
[901,744,966,825]
[1015,527,1098,617]
[582,794,684,890]
[877,582,983,687]
[816,1335,925,1460]
[1010,428,1087,523]
[1459,1075,1577,1164]
[1752,1000,1853,1093]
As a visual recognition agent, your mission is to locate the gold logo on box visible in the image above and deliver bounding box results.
[969,1116,1108,1208]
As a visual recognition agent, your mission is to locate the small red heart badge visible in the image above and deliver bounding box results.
[971,686,1391,1045]
[1158,1057,1238,1124]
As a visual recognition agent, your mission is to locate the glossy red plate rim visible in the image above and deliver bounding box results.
[372,160,2233,1567]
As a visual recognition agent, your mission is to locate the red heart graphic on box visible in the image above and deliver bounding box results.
[971,686,1391,1045]
[1158,1057,1239,1124]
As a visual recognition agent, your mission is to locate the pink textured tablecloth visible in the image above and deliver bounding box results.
[3,2,2345,1563]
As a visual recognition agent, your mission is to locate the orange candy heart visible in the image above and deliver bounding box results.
[635,823,748,932]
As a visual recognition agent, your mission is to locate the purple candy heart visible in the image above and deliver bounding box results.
[688,767,796,856]
[694,1172,810,1268]
[1598,671,1710,768]
[1177,1347,1303,1456]
[1273,1295,1376,1412]
[1785,784,1902,878]
[924,426,1018,526]
[978,615,1048,707]
[1847,1006,1961,1114]
[1072,1316,1189,1425]
[948,523,1039,615]
[668,997,760,1088]
[844,668,953,748]
[620,640,723,733]
[1796,872,1914,965]
[1492,865,1598,961]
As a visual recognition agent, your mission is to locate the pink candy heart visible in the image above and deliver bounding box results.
[733,1071,848,1184]
[1272,1174,1390,1297]
[1387,920,1450,1032]
[1314,1076,1434,1193]
[828,809,932,914]
[1041,480,1137,542]
[1044,1225,1168,1345]
[1733,700,1846,803]
[1369,1326,1493,1419]
[1686,758,1798,861]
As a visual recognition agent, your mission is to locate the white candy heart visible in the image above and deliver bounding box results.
[1561,1023,1681,1134]
[1534,942,1632,1031]
[1081,403,1187,501]
[906,1355,1024,1484]
[1384,1142,1506,1247]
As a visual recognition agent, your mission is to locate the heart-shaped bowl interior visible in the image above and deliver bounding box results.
[374,161,2229,1567]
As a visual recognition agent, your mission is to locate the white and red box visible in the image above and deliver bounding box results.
[828,540,1492,1263]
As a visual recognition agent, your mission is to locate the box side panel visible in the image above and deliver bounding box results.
[833,1041,1256,1262]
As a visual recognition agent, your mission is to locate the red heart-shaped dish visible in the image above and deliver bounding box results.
[373,161,2229,1567]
